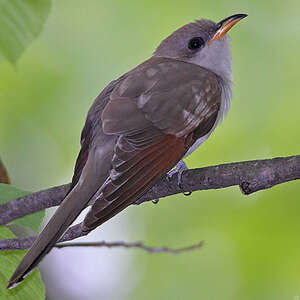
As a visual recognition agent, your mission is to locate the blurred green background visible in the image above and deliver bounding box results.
[1,0,300,299]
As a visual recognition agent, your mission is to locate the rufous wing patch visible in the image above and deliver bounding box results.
[82,134,186,231]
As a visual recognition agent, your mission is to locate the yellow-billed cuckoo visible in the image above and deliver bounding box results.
[8,14,247,288]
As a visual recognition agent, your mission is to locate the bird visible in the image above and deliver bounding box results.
[8,13,247,289]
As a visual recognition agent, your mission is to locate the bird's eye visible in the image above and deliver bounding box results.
[188,37,205,50]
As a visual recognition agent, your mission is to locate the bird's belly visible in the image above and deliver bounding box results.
[184,131,211,158]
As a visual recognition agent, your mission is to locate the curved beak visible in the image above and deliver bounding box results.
[208,13,247,45]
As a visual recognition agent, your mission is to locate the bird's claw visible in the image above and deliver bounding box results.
[167,160,192,196]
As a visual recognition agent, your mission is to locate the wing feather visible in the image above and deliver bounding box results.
[69,78,123,190]
[82,134,186,231]
[82,57,222,232]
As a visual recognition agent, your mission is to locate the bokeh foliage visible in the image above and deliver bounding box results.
[0,226,45,299]
[0,0,300,299]
[0,0,51,64]
[0,1,49,297]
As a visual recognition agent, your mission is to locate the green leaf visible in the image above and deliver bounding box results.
[0,0,51,64]
[0,226,45,299]
[0,183,45,233]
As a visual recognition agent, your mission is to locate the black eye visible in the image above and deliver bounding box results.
[188,37,205,50]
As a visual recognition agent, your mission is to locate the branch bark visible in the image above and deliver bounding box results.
[0,231,204,254]
[55,240,204,254]
[1,155,299,226]
[0,155,299,251]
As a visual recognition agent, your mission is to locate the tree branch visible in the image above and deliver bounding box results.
[1,155,299,229]
[0,223,86,250]
[0,155,299,251]
[0,184,70,226]
[0,225,203,254]
[54,240,204,254]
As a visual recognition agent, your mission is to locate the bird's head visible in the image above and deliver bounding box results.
[154,14,247,81]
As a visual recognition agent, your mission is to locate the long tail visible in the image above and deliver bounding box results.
[7,139,115,289]
[7,179,97,289]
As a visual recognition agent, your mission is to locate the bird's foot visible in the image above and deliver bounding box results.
[152,199,160,204]
[167,160,192,196]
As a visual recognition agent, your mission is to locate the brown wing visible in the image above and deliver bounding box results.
[82,132,188,231]
[69,119,92,190]
[69,78,123,190]
[82,57,221,232]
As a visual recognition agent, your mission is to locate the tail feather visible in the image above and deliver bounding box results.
[7,181,97,289]
[7,135,116,289]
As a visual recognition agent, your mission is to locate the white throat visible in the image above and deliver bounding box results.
[184,36,233,158]
[190,35,232,83]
